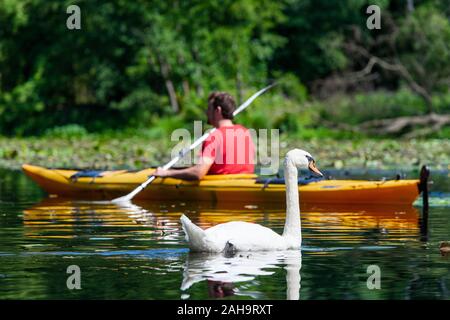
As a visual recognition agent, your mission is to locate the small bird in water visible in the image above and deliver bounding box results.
[439,241,450,256]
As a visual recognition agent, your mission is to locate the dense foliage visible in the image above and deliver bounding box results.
[0,0,449,136]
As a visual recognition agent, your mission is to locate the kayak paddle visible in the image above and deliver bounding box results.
[112,83,276,203]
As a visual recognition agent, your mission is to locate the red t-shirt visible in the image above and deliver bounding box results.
[200,124,255,175]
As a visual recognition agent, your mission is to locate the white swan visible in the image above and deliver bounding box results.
[180,149,323,252]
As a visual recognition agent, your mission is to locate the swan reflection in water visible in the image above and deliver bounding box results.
[181,250,302,300]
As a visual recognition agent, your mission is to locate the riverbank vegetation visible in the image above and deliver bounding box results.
[1,134,449,172]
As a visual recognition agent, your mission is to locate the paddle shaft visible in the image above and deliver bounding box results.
[112,84,275,202]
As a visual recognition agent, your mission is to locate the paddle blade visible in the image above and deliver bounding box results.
[111,186,142,203]
[111,176,155,203]
[111,195,133,204]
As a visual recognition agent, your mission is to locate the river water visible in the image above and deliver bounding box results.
[0,168,449,299]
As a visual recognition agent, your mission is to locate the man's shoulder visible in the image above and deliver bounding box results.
[218,124,249,132]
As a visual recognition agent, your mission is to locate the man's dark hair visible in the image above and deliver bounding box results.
[208,92,236,120]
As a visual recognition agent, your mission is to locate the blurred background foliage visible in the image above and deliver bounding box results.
[0,0,449,139]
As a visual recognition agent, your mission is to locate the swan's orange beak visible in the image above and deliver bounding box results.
[308,160,323,177]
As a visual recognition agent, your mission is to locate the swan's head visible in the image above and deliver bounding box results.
[285,149,323,177]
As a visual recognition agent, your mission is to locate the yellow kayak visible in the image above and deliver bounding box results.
[22,164,421,205]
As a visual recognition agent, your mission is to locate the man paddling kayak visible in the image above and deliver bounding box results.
[153,92,255,180]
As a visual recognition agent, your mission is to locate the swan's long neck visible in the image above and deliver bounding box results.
[282,158,301,240]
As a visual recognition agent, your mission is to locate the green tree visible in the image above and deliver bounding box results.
[397,5,450,112]
[0,0,286,135]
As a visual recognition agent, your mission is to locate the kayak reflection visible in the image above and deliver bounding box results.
[181,250,302,300]
[22,198,421,244]
[22,198,168,241]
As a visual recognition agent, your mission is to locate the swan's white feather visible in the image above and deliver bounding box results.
[205,221,289,252]
[181,218,300,252]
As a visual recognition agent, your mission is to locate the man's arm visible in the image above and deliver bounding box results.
[153,157,213,181]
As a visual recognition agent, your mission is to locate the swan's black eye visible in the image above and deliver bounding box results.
[305,155,314,163]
